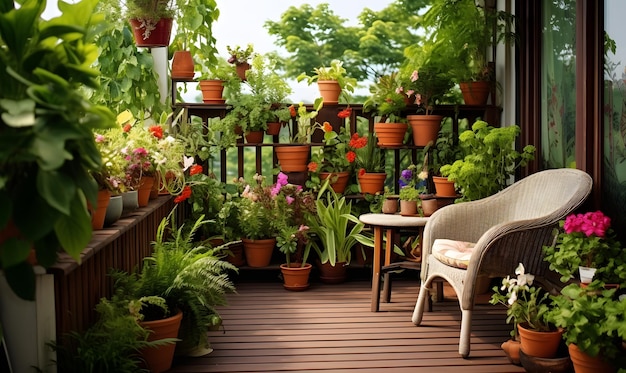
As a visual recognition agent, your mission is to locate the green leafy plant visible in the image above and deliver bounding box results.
[489,263,555,339]
[305,188,373,266]
[288,98,324,143]
[112,209,237,350]
[363,72,408,123]
[398,164,428,201]
[354,132,385,173]
[542,210,626,285]
[0,0,115,299]
[297,59,358,95]
[440,120,536,202]
[546,284,626,367]
[226,44,255,65]
[170,0,219,67]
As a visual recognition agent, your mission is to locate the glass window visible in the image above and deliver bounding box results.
[541,0,577,168]
[603,0,626,241]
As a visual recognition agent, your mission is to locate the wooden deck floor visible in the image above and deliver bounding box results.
[169,271,524,373]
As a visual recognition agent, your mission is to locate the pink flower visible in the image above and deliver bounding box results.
[277,172,289,187]
[410,70,419,82]
[95,134,105,143]
[286,196,294,204]
[563,211,611,237]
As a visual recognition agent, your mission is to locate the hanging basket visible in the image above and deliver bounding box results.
[129,18,173,48]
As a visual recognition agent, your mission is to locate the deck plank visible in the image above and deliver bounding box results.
[169,277,524,372]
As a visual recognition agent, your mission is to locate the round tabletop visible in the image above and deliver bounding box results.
[359,213,429,228]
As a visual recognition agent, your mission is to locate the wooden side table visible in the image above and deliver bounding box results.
[359,213,429,312]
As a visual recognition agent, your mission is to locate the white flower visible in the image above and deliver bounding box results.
[515,263,535,286]
[182,156,194,171]
[507,290,518,305]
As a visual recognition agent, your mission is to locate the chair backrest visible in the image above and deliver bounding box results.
[483,168,593,223]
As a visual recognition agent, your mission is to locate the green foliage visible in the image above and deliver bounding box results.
[112,209,237,349]
[305,189,373,266]
[0,0,115,299]
[265,1,429,81]
[440,120,536,202]
[170,0,219,65]
[125,0,176,21]
[398,186,421,202]
[50,297,166,373]
[363,72,407,122]
[297,59,358,96]
[547,284,626,366]
[355,132,385,173]
[226,44,255,64]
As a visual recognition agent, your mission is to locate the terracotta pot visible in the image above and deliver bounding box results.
[198,80,225,104]
[399,200,418,216]
[266,122,282,136]
[236,62,251,81]
[317,261,348,284]
[90,189,111,230]
[518,323,563,358]
[280,263,312,291]
[373,122,408,146]
[433,176,456,197]
[242,238,276,267]
[317,80,341,104]
[420,196,439,217]
[137,176,155,207]
[319,171,350,194]
[568,343,616,373]
[381,197,398,214]
[274,145,311,172]
[519,348,572,373]
[129,18,173,47]
[358,172,386,195]
[171,50,195,79]
[225,241,246,267]
[139,309,183,373]
[460,81,491,106]
[245,130,264,144]
[407,115,443,147]
[501,339,522,365]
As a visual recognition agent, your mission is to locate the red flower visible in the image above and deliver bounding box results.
[307,162,318,172]
[174,185,192,203]
[189,164,203,176]
[346,151,356,163]
[322,121,332,133]
[337,107,352,119]
[349,133,367,149]
[289,105,297,117]
[358,168,366,177]
[123,124,131,133]
[149,125,163,139]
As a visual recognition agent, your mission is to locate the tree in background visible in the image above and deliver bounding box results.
[264,0,429,83]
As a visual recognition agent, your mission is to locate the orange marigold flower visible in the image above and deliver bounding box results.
[358,168,366,177]
[323,121,332,132]
[289,105,297,117]
[346,151,356,163]
[174,185,192,203]
[337,107,352,118]
[149,125,163,139]
[189,164,203,176]
[307,162,318,172]
[123,124,131,133]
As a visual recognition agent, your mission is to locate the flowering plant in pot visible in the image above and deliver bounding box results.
[542,210,626,285]
[364,72,409,146]
[353,132,386,195]
[398,164,428,216]
[489,263,562,359]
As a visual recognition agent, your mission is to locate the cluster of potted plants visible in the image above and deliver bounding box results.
[490,210,626,372]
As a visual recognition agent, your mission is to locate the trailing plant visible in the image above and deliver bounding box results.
[440,120,535,202]
[0,0,115,299]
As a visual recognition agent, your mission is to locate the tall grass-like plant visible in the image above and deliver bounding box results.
[306,188,373,266]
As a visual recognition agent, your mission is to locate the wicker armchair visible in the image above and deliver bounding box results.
[411,168,593,358]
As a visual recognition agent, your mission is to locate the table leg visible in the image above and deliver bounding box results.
[381,228,393,303]
[370,226,383,312]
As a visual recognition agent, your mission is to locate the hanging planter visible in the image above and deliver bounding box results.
[129,18,173,48]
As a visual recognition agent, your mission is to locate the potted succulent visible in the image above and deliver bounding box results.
[0,0,115,300]
[490,263,563,361]
[297,59,358,104]
[542,210,626,286]
[439,120,536,202]
[363,72,409,146]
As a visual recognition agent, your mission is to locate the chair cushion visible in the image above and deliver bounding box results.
[431,239,476,269]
